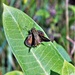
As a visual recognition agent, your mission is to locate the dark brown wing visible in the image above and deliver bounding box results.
[24,34,33,47]
[34,35,41,46]
[40,36,50,42]
[32,31,41,46]
[37,30,50,42]
[37,30,44,37]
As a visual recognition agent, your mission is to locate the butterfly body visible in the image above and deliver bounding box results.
[24,28,50,52]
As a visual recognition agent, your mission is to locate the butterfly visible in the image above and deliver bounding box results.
[24,28,50,52]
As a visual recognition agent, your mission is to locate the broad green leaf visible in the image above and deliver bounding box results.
[5,71,24,75]
[3,4,65,75]
[53,41,71,62]
[61,60,75,75]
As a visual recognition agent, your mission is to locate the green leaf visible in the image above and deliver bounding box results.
[61,60,75,75]
[36,9,50,18]
[53,41,71,62]
[3,4,65,75]
[69,5,75,13]
[5,71,24,75]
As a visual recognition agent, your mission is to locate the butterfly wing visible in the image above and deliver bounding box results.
[24,34,33,47]
[37,30,44,37]
[32,31,41,46]
[34,35,41,46]
[37,30,50,42]
[40,36,50,42]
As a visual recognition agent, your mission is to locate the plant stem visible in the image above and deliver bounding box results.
[66,0,69,52]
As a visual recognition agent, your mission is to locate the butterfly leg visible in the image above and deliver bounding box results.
[28,47,32,52]
[41,43,45,46]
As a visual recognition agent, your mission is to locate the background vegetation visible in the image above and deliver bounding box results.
[0,0,75,75]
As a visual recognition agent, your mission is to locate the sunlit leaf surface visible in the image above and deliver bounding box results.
[61,60,75,75]
[5,71,24,75]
